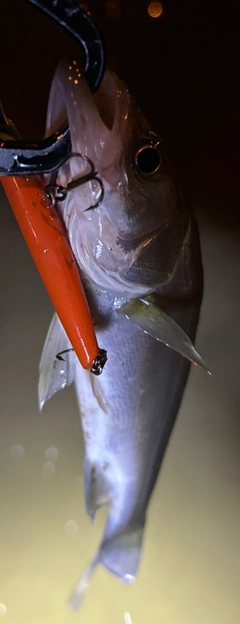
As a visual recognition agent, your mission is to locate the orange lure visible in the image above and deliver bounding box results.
[1,174,106,373]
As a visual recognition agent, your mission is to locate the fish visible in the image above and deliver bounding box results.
[39,60,206,607]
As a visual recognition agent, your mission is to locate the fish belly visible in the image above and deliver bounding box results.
[74,298,199,580]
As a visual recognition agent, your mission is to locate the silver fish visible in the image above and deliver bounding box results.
[39,61,206,607]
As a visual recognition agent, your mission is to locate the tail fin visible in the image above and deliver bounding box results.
[68,522,145,611]
[99,523,145,581]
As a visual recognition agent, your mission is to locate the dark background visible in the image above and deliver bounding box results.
[1,0,240,226]
[0,4,239,618]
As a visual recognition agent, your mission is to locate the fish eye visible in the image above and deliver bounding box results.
[134,142,161,176]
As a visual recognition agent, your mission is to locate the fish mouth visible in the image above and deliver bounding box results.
[45,62,184,293]
[45,61,143,292]
[46,61,130,185]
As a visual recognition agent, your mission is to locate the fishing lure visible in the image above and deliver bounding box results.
[0,1,107,374]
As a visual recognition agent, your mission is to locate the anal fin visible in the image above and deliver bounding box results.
[39,313,76,410]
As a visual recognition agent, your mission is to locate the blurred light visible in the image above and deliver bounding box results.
[0,604,7,617]
[104,0,121,20]
[148,1,163,18]
[64,520,79,536]
[10,444,25,460]
[41,461,56,477]
[124,613,133,624]
[79,2,90,12]
[44,446,59,462]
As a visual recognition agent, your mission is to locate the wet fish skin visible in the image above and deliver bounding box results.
[75,211,202,536]
[39,61,203,601]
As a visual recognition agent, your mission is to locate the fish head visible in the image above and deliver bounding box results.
[46,62,187,294]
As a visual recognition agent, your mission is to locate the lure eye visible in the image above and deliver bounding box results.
[135,142,161,176]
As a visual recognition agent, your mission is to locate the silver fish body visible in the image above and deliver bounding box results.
[39,61,203,601]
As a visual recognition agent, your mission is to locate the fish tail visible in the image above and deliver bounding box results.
[68,553,99,611]
[68,522,145,611]
[99,521,145,581]
[84,455,145,578]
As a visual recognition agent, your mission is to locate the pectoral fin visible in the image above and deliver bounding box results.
[117,297,210,372]
[38,313,76,410]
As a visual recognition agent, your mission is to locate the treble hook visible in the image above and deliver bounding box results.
[0,3,108,376]
[45,153,104,210]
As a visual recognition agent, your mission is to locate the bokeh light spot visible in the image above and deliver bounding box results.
[148,1,163,18]
[41,461,56,477]
[0,604,7,617]
[10,444,25,460]
[44,446,59,462]
[64,520,79,536]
